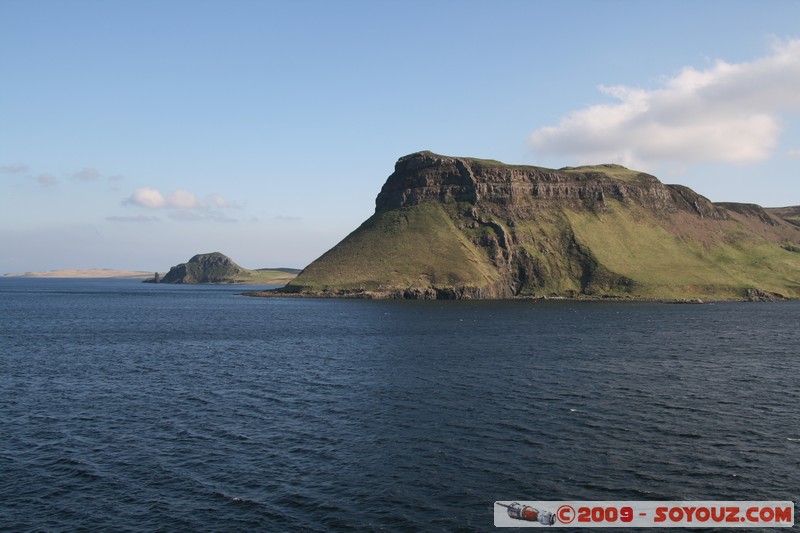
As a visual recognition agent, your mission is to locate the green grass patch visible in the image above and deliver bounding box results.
[564,200,800,298]
[560,164,650,183]
[286,202,500,292]
[233,269,300,285]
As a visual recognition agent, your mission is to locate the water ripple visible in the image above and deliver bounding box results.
[1,280,799,530]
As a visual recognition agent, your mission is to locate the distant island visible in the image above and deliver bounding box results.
[249,151,800,301]
[145,252,300,285]
[3,253,300,285]
[2,269,155,279]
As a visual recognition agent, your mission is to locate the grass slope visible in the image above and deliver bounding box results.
[560,164,651,183]
[285,197,800,299]
[229,269,300,285]
[565,200,800,299]
[285,202,499,293]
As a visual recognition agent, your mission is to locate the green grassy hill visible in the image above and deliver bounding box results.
[285,202,505,297]
[273,152,800,300]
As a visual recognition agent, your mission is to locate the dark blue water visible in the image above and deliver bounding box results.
[1,279,798,531]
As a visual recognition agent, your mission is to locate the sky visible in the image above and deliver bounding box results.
[2,0,799,273]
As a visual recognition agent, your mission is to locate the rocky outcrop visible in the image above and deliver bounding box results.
[158,252,246,284]
[743,288,784,302]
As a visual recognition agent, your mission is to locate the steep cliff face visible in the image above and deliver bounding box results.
[281,151,800,300]
[376,151,725,219]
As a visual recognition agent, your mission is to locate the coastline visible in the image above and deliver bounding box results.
[243,287,787,303]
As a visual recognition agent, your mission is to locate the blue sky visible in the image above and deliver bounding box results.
[2,0,799,273]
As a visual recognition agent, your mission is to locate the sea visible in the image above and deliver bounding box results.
[1,278,798,531]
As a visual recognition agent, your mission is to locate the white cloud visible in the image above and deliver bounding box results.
[787,149,800,158]
[124,188,209,209]
[123,187,241,222]
[530,38,800,168]
[126,187,166,208]
[166,189,205,209]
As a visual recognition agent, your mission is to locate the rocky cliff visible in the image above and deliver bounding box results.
[376,152,725,219]
[274,151,800,300]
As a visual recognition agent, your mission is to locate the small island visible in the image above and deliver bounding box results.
[146,252,300,285]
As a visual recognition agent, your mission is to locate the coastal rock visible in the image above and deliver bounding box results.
[744,288,784,302]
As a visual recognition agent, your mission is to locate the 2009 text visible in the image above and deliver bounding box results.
[494,500,794,528]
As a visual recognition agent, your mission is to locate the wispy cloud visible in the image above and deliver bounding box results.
[786,149,800,158]
[36,174,58,187]
[209,193,242,209]
[0,164,28,174]
[106,215,161,222]
[167,211,237,223]
[72,167,101,181]
[530,38,800,168]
